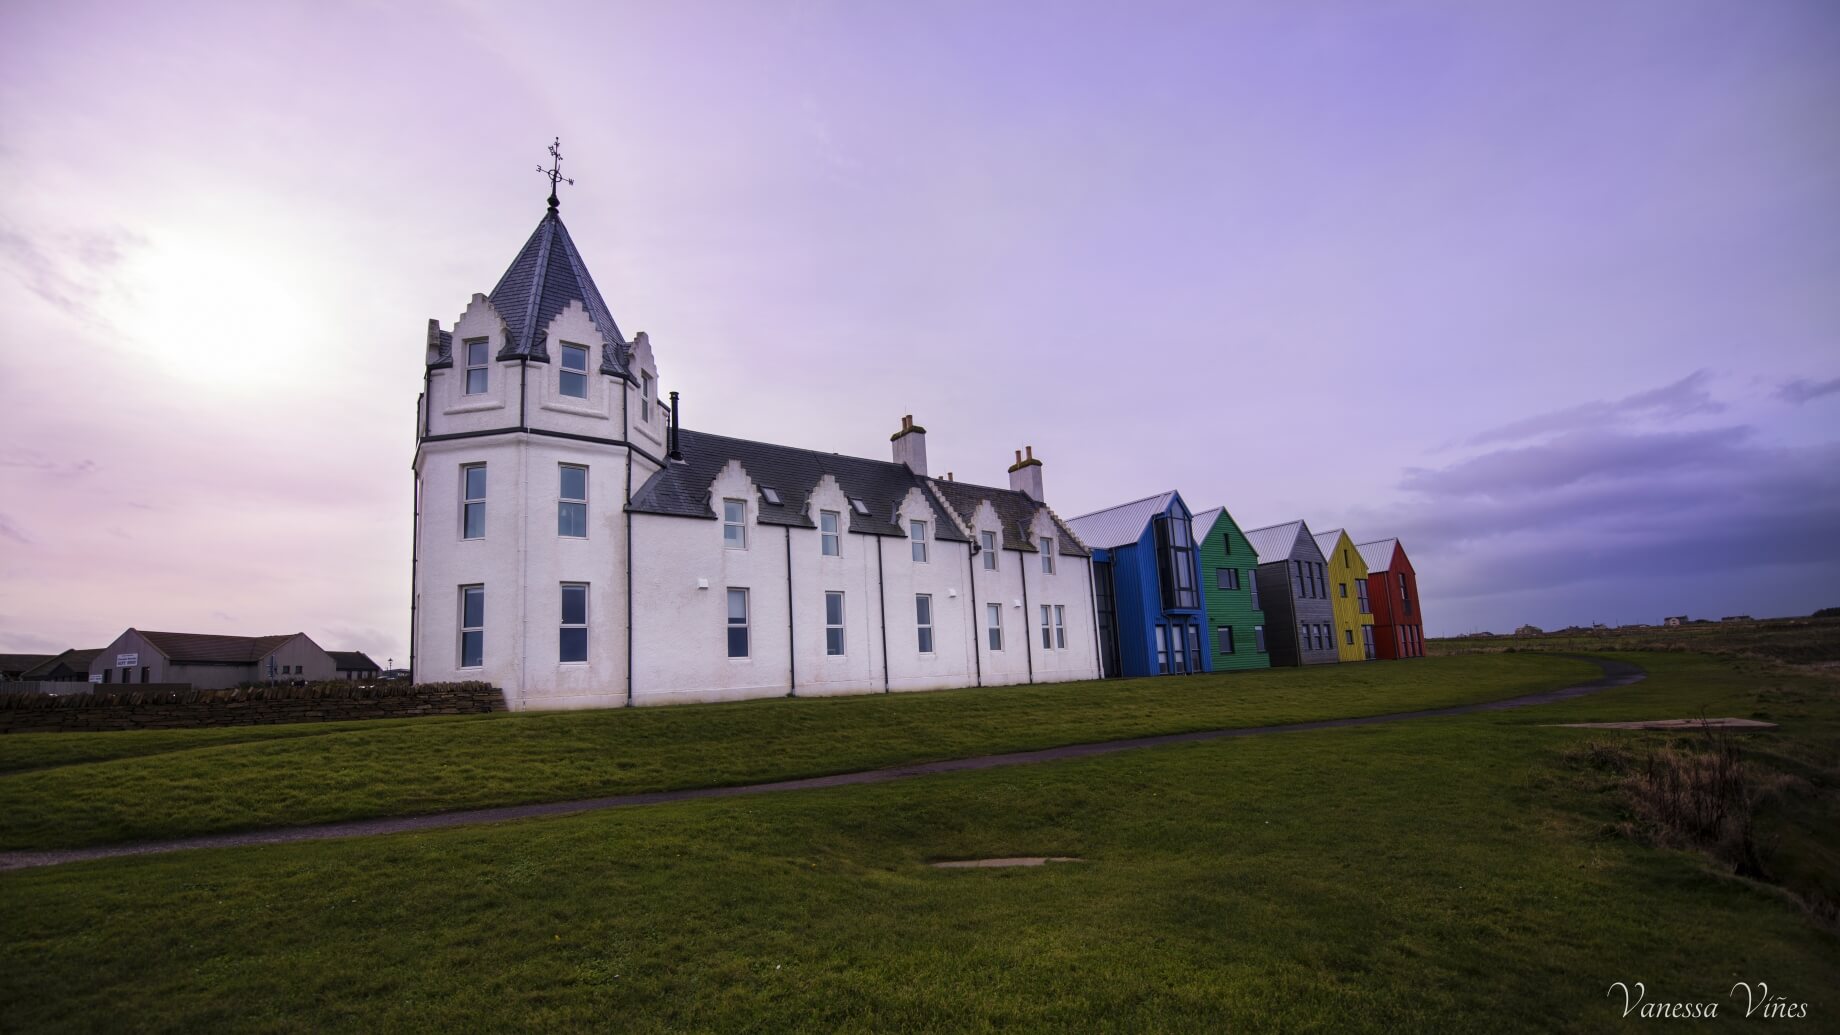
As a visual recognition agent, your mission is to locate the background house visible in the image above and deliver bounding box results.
[1357,539,1426,659]
[1314,528,1375,662]
[1193,506,1270,672]
[1067,492,1211,678]
[20,649,104,683]
[0,654,55,682]
[1245,520,1341,667]
[89,630,336,689]
[330,651,382,680]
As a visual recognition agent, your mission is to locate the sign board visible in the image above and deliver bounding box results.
[116,653,138,667]
[89,673,103,683]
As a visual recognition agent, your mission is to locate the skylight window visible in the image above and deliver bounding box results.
[760,487,782,506]
[849,498,871,516]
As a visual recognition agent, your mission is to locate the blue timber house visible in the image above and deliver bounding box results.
[1065,491,1210,678]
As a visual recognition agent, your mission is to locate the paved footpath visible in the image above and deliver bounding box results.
[0,655,1644,872]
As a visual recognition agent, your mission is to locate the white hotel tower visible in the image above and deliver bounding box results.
[412,188,1101,708]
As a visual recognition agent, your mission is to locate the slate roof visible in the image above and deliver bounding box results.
[137,631,299,665]
[329,650,380,672]
[930,478,1089,557]
[484,207,630,376]
[629,428,968,542]
[1357,538,1400,573]
[1064,491,1176,551]
[1243,520,1307,565]
[22,648,103,679]
[0,653,55,677]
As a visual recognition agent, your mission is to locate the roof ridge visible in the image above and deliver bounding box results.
[1064,489,1174,522]
[680,427,913,477]
[1242,519,1303,534]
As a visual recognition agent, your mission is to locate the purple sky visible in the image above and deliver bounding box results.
[2,1,1836,661]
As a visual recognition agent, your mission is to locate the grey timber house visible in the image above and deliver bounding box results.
[1244,520,1341,667]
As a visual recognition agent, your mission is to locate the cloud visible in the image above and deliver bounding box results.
[0,225,143,316]
[1401,425,1752,498]
[1465,369,1723,447]
[0,513,30,545]
[1776,376,1840,405]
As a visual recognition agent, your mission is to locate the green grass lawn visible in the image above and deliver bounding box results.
[0,653,1598,852]
[1,652,1834,1032]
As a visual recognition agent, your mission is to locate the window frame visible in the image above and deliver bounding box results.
[1054,605,1067,649]
[459,585,485,668]
[1217,567,1239,591]
[1040,605,1053,650]
[461,464,487,540]
[986,602,1003,651]
[723,498,747,550]
[726,588,750,659]
[641,370,653,421]
[559,342,589,399]
[980,530,997,570]
[463,339,489,395]
[1156,625,1170,674]
[560,583,589,663]
[1218,625,1235,654]
[915,593,934,654]
[911,519,929,563]
[1041,536,1055,574]
[825,590,845,656]
[1255,625,1267,652]
[558,464,588,538]
[820,510,841,556]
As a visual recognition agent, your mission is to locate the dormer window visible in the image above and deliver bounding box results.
[723,499,747,549]
[980,530,997,570]
[1041,536,1056,574]
[559,343,588,398]
[910,520,928,563]
[641,371,653,421]
[464,340,489,395]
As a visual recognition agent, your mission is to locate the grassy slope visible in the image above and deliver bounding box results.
[0,654,1596,851]
[1430,614,1840,665]
[2,652,1834,1032]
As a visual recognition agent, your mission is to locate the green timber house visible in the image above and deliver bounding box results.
[1194,506,1271,671]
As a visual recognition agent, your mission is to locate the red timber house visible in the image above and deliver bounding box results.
[1356,538,1425,659]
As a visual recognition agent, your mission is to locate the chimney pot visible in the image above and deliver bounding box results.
[891,413,928,475]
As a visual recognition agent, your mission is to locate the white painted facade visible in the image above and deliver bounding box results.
[412,207,1100,709]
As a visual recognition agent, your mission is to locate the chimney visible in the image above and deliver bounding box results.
[1008,445,1043,501]
[667,390,683,461]
[890,414,928,476]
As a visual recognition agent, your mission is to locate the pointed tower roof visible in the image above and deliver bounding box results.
[488,207,630,377]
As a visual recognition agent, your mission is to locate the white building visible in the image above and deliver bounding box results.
[412,196,1102,709]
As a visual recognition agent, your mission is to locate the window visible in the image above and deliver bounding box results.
[727,588,749,658]
[1299,623,1310,652]
[1041,536,1055,574]
[1222,534,1232,555]
[1254,625,1267,652]
[121,667,132,684]
[1399,573,1413,616]
[1154,514,1199,609]
[820,510,841,556]
[1171,624,1187,672]
[460,585,484,667]
[986,602,1003,651]
[825,591,845,656]
[1217,625,1235,654]
[1054,605,1067,649]
[1041,605,1053,650]
[464,339,489,395]
[559,465,588,537]
[1249,577,1260,609]
[981,530,997,569]
[1344,627,1354,646]
[1156,625,1170,674]
[1356,579,1370,614]
[101,669,110,683]
[916,594,934,653]
[641,371,653,421]
[760,486,782,506]
[462,464,486,539]
[850,497,870,517]
[559,343,589,398]
[1217,567,1239,591]
[911,520,928,563]
[560,584,588,662]
[141,666,150,683]
[723,499,747,549]
[1292,560,1305,597]
[1339,582,1348,598]
[1362,625,1375,660]
[1186,625,1201,672]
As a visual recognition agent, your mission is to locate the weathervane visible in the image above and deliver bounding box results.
[538,137,574,210]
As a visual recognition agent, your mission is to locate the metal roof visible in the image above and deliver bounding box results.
[1063,491,1175,550]
[1243,520,1307,565]
[1357,538,1400,573]
[1312,528,1347,560]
